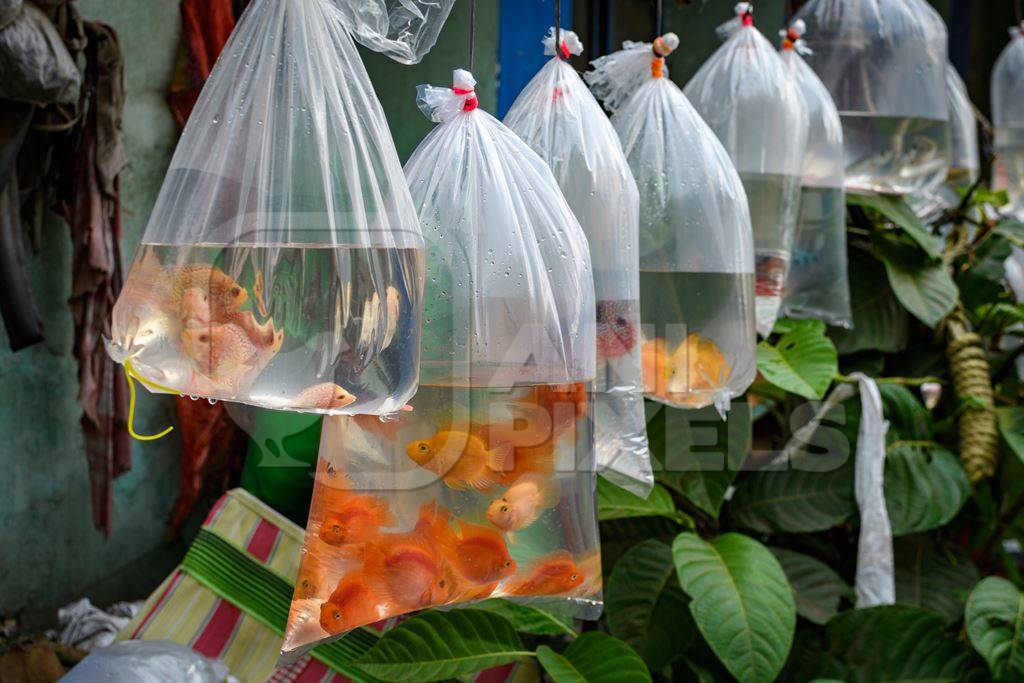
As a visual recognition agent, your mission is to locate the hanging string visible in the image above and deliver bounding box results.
[468,0,477,72]
[555,0,562,59]
[785,0,794,24]
[1016,0,1023,29]
[123,361,175,441]
[655,0,664,38]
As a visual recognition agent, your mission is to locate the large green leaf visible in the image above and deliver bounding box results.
[893,536,979,625]
[757,320,838,399]
[847,192,942,258]
[648,401,751,518]
[770,547,851,625]
[673,532,796,683]
[831,247,909,354]
[879,384,934,440]
[873,235,958,327]
[353,610,530,682]
[536,633,651,683]
[470,599,575,637]
[825,605,974,682]
[965,577,1024,680]
[884,442,969,535]
[597,476,683,524]
[998,407,1024,466]
[606,539,692,670]
[729,464,856,533]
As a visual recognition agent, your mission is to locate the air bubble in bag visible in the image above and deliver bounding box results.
[993,24,1024,221]
[107,0,446,415]
[587,33,756,414]
[794,0,950,196]
[504,28,653,498]
[685,3,809,337]
[778,21,852,329]
[282,70,601,658]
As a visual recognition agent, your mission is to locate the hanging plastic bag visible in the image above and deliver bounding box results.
[992,23,1024,220]
[777,20,852,329]
[281,69,601,658]
[332,0,454,64]
[587,33,756,413]
[794,0,950,196]
[107,0,432,416]
[504,28,652,497]
[0,1,80,105]
[684,3,809,337]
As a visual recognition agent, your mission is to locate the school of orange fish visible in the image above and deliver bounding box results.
[640,333,731,406]
[297,383,600,636]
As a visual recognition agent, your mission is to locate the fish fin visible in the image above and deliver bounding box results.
[360,543,394,607]
[535,474,562,510]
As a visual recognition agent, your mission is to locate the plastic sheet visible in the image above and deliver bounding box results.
[504,28,652,497]
[778,20,852,329]
[794,0,950,196]
[282,69,601,658]
[0,2,80,105]
[685,3,809,337]
[62,640,234,683]
[587,34,756,414]
[331,0,454,65]
[107,0,426,415]
[992,24,1024,220]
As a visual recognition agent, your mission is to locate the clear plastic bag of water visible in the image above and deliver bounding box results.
[586,33,756,414]
[684,3,809,337]
[106,0,446,415]
[504,28,652,497]
[778,21,852,329]
[794,0,950,196]
[992,24,1024,220]
[281,69,601,658]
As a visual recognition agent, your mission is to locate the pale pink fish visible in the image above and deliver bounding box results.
[180,322,259,380]
[293,382,357,410]
[486,473,560,532]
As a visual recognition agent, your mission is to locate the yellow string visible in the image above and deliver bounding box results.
[123,360,175,441]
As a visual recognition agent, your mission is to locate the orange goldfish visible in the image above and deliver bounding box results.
[180,323,259,380]
[319,576,381,635]
[169,264,247,320]
[318,493,395,546]
[486,473,560,532]
[506,551,585,596]
[642,334,730,404]
[294,544,332,600]
[596,301,638,360]
[533,383,588,429]
[478,421,556,487]
[178,287,211,325]
[293,382,358,410]
[405,428,505,490]
[446,520,517,585]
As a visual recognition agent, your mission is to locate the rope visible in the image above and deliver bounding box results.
[655,0,664,37]
[944,309,998,483]
[123,360,175,441]
[468,0,477,72]
[555,0,562,59]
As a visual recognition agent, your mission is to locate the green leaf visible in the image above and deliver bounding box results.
[965,577,1024,680]
[470,599,575,637]
[826,605,974,682]
[973,302,1024,337]
[996,218,1024,247]
[847,192,942,258]
[756,319,839,399]
[831,246,909,354]
[998,407,1024,466]
[729,464,856,533]
[884,442,969,535]
[879,384,934,440]
[353,610,530,682]
[597,476,682,523]
[894,536,979,625]
[606,540,692,670]
[536,633,651,683]
[672,532,796,683]
[770,547,851,625]
[873,234,958,327]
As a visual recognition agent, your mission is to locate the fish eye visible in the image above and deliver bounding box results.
[418,443,429,452]
[300,579,310,588]
[331,609,341,620]
[504,561,511,567]
[439,580,446,588]
[570,574,578,581]
[331,524,341,533]
[198,334,209,343]
[500,505,509,512]
[616,317,626,325]
[231,286,241,297]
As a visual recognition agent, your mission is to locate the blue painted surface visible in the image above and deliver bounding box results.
[497,0,573,117]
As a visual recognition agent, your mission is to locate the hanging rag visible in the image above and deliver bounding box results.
[166,0,236,128]
[54,17,132,535]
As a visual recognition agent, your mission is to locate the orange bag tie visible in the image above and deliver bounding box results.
[650,32,678,79]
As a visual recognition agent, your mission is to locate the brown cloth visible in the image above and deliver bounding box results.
[166,0,247,537]
[54,18,131,536]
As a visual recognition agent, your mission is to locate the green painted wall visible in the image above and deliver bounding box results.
[0,0,497,616]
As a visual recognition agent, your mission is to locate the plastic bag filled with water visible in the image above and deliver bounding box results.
[685,3,809,337]
[992,23,1024,221]
[794,0,950,196]
[778,20,852,329]
[281,70,601,658]
[504,28,652,497]
[106,0,457,414]
[586,33,756,414]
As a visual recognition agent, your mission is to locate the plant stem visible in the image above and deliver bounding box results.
[834,374,946,386]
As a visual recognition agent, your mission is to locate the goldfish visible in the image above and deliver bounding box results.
[535,383,587,435]
[294,543,333,600]
[446,519,517,585]
[317,492,395,546]
[486,473,560,532]
[478,420,556,487]
[382,285,400,349]
[405,428,505,490]
[169,264,248,320]
[318,576,381,635]
[506,551,585,597]
[180,322,259,380]
[596,301,638,360]
[293,382,358,411]
[642,334,730,404]
[178,287,211,326]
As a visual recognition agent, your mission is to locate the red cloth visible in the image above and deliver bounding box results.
[167,0,236,129]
